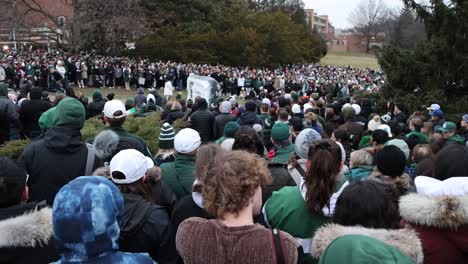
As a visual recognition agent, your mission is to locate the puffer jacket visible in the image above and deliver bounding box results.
[119,193,178,264]
[189,108,215,143]
[213,113,236,140]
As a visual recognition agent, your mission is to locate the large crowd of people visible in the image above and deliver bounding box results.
[0,49,467,264]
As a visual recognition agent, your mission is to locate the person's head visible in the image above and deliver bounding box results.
[194,145,223,193]
[29,87,42,100]
[197,98,208,110]
[219,101,231,114]
[371,129,390,146]
[374,145,406,178]
[331,129,350,145]
[125,97,135,110]
[412,144,433,164]
[305,139,343,214]
[385,139,410,161]
[174,128,202,155]
[106,93,115,101]
[245,101,257,112]
[422,121,433,135]
[199,150,271,218]
[437,121,457,139]
[92,90,103,102]
[110,149,155,203]
[349,150,373,169]
[0,157,28,208]
[409,118,423,132]
[333,180,400,229]
[53,177,124,261]
[159,122,175,150]
[433,144,468,180]
[171,101,182,111]
[305,112,318,125]
[342,106,356,122]
[430,109,444,122]
[259,103,269,114]
[103,100,127,127]
[233,126,265,156]
[461,114,468,129]
[53,97,86,130]
[271,122,291,145]
[367,115,381,132]
[295,128,322,160]
[223,121,241,139]
[289,116,303,133]
[278,109,289,122]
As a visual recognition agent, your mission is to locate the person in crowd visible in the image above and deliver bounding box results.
[437,121,466,145]
[189,98,214,143]
[339,106,364,149]
[155,123,176,165]
[345,150,374,182]
[400,144,468,264]
[52,176,154,264]
[406,117,428,144]
[164,101,184,125]
[412,144,434,177]
[161,128,201,199]
[371,145,415,197]
[176,150,302,264]
[460,114,468,143]
[258,103,269,123]
[109,149,177,263]
[311,180,423,264]
[304,112,323,135]
[430,109,445,130]
[164,78,174,100]
[19,98,92,204]
[264,139,349,259]
[171,144,221,235]
[288,128,322,185]
[19,87,52,139]
[0,157,58,263]
[215,121,240,145]
[364,129,389,156]
[214,101,236,140]
[331,129,352,165]
[289,116,304,143]
[0,82,21,144]
[86,90,106,118]
[135,87,147,108]
[238,101,263,127]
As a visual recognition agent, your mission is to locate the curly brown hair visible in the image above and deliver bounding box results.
[200,150,272,218]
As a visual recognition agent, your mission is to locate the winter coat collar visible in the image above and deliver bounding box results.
[400,193,468,229]
[311,224,423,264]
[0,206,52,248]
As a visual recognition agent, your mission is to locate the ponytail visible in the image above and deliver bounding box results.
[305,139,342,214]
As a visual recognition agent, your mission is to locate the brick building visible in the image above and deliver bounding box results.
[304,9,335,43]
[0,0,73,50]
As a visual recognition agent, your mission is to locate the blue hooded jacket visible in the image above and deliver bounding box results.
[52,176,155,264]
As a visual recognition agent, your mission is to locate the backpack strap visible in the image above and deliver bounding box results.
[85,143,96,175]
[271,228,285,264]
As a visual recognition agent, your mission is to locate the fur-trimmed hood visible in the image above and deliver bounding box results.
[400,193,468,229]
[0,207,53,248]
[311,224,423,264]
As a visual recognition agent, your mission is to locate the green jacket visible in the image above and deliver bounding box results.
[406,131,428,144]
[108,126,152,157]
[359,135,372,149]
[160,154,196,199]
[447,134,465,144]
[345,165,373,182]
[270,143,296,165]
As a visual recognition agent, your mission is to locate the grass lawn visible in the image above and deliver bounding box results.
[320,51,380,70]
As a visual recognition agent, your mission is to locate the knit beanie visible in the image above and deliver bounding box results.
[224,121,241,138]
[245,101,256,112]
[385,139,410,160]
[39,107,57,132]
[159,123,175,150]
[295,128,321,160]
[463,114,468,123]
[125,98,135,110]
[271,122,290,143]
[291,92,299,102]
[375,145,406,177]
[92,90,102,101]
[53,98,86,130]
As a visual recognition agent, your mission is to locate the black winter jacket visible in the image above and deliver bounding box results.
[20,99,52,134]
[263,163,296,204]
[119,193,178,264]
[18,127,89,204]
[165,110,184,125]
[189,108,215,143]
[213,113,236,140]
[87,99,106,119]
[0,202,58,264]
[238,111,264,127]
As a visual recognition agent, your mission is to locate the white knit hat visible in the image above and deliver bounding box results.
[367,115,381,132]
[351,104,361,115]
[174,128,201,154]
[292,104,301,114]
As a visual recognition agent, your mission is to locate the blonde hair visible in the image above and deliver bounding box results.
[350,150,373,168]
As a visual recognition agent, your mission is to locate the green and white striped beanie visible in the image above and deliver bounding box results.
[159,122,175,149]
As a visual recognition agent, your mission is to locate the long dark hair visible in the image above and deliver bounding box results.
[305,139,342,214]
[113,171,155,204]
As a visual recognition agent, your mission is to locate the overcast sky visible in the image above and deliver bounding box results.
[304,0,404,29]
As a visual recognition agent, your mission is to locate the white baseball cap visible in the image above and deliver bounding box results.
[110,149,154,184]
[103,100,127,119]
[426,104,441,112]
[351,104,361,115]
[378,124,393,138]
[292,104,301,114]
[174,128,202,154]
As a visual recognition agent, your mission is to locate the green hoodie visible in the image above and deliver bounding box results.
[447,134,465,144]
[92,90,103,102]
[318,235,413,264]
[270,143,296,165]
[39,107,57,132]
[53,97,86,129]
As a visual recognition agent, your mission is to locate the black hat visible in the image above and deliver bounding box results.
[375,145,406,177]
[245,101,257,112]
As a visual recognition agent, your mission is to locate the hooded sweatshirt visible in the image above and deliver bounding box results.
[87,91,106,118]
[52,177,154,264]
[135,88,147,108]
